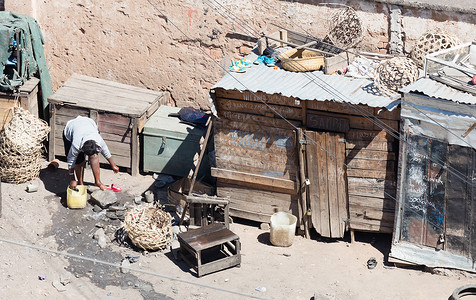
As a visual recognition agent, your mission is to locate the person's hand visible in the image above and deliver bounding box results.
[112,165,119,174]
[70,180,77,190]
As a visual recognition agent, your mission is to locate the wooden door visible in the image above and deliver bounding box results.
[305,131,348,238]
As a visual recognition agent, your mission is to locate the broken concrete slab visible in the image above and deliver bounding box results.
[52,280,66,292]
[120,259,131,274]
[60,272,71,286]
[90,190,117,209]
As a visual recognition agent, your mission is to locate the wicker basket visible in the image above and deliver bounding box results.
[374,57,419,96]
[124,206,173,251]
[0,106,50,183]
[279,49,324,72]
[410,30,460,69]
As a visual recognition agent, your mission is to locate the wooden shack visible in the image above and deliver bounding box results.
[390,78,476,271]
[48,74,166,175]
[211,57,400,238]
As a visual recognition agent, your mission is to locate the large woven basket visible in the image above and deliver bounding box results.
[124,206,173,251]
[279,49,325,72]
[0,106,50,183]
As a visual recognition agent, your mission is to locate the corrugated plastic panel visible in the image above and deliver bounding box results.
[400,77,476,105]
[212,54,398,109]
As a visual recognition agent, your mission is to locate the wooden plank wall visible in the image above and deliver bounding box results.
[214,89,299,223]
[305,99,399,234]
[446,144,474,258]
[213,88,399,232]
[52,105,133,168]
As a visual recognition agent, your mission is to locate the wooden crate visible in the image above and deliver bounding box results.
[143,105,210,179]
[0,77,39,125]
[47,74,166,176]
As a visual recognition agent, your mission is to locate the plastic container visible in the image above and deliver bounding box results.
[67,185,87,209]
[270,211,297,247]
[470,44,476,66]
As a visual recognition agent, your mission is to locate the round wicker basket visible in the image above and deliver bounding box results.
[374,57,419,95]
[279,48,324,72]
[0,106,50,183]
[410,30,460,69]
[326,6,363,49]
[124,206,173,251]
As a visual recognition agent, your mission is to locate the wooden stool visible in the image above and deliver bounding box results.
[185,195,230,228]
[177,223,241,277]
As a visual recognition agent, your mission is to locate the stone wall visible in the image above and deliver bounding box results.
[5,0,476,110]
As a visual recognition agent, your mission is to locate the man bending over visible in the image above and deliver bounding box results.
[64,116,119,190]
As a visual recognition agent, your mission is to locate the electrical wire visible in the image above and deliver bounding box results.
[206,0,261,37]
[202,0,476,189]
[151,0,454,232]
[197,0,474,232]
[0,236,271,300]
[404,100,476,149]
[147,0,465,231]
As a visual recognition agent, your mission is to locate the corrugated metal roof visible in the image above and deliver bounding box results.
[400,77,476,105]
[211,54,399,109]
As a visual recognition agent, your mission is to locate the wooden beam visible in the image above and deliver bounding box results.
[462,122,476,138]
[296,41,317,50]
[264,35,337,56]
[211,167,297,193]
[48,105,56,162]
[131,118,139,176]
[297,129,310,238]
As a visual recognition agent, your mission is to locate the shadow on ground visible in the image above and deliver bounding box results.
[45,187,176,300]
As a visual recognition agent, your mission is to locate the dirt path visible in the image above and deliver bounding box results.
[0,159,474,300]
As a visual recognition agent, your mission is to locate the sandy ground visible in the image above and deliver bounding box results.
[0,159,475,300]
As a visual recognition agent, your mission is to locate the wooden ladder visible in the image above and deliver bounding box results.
[179,116,214,226]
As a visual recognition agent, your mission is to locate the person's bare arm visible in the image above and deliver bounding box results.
[107,157,119,173]
[68,168,77,189]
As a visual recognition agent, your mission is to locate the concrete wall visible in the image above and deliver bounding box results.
[5,0,476,110]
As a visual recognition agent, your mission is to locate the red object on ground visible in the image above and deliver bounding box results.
[472,75,476,85]
[106,184,122,192]
[48,159,59,170]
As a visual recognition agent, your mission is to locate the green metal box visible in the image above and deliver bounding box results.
[143,105,210,179]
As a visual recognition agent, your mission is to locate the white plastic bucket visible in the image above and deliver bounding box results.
[270,211,297,247]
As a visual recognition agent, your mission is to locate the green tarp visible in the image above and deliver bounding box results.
[0,11,52,118]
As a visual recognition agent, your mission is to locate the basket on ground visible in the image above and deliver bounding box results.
[0,106,50,183]
[124,206,173,251]
[279,49,324,72]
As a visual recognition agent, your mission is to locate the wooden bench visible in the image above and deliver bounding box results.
[177,223,241,277]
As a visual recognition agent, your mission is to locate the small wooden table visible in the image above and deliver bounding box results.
[177,223,241,277]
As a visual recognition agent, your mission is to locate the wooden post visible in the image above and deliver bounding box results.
[180,117,213,226]
[279,29,288,47]
[89,109,98,124]
[298,129,310,239]
[48,104,56,162]
[296,131,303,233]
[131,119,139,176]
[189,118,213,195]
[301,100,307,127]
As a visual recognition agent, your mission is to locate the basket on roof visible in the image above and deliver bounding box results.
[123,205,173,251]
[279,48,325,72]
